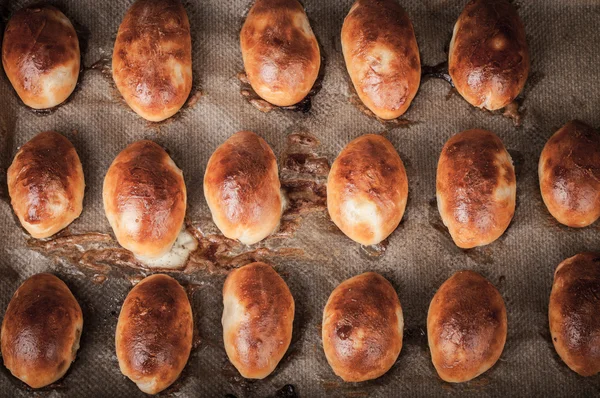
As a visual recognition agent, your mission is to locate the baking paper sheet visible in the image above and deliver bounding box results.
[0,0,599,396]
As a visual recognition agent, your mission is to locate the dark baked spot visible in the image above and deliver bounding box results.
[336,324,353,340]
[409,56,419,71]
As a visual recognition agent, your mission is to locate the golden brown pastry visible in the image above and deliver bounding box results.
[427,270,507,383]
[7,131,85,239]
[112,0,192,121]
[436,129,516,248]
[341,0,421,119]
[116,274,193,394]
[1,273,83,388]
[322,272,403,382]
[327,134,408,245]
[539,121,600,227]
[549,252,600,376]
[103,140,186,259]
[240,0,320,107]
[222,262,294,379]
[449,0,529,110]
[2,5,80,109]
[204,131,282,245]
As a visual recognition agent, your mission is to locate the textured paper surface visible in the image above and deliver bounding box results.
[0,0,600,396]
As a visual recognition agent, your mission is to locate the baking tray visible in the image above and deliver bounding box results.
[0,0,599,396]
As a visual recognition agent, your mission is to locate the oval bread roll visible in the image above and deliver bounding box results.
[341,0,420,120]
[436,129,516,248]
[112,0,192,121]
[204,131,282,245]
[327,134,408,245]
[549,252,600,376]
[103,140,187,259]
[240,0,320,107]
[539,121,600,227]
[222,262,295,379]
[7,131,85,239]
[322,272,403,382]
[449,0,529,110]
[1,273,83,388]
[2,5,80,109]
[427,270,507,383]
[116,274,193,394]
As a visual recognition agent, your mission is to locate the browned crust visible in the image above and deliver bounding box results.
[327,134,408,245]
[341,0,420,119]
[203,131,282,245]
[449,0,529,110]
[322,272,403,382]
[103,140,187,258]
[7,131,85,239]
[427,270,507,383]
[222,262,294,379]
[1,273,83,388]
[112,0,192,122]
[539,121,600,227]
[436,129,516,248]
[115,274,193,394]
[240,0,321,107]
[2,5,80,109]
[549,252,600,376]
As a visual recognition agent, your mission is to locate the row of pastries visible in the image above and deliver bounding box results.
[2,0,529,121]
[8,120,600,257]
[3,253,599,392]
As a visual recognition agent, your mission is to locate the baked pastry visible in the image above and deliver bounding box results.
[2,5,80,109]
[449,0,529,110]
[7,131,85,238]
[427,270,507,382]
[327,134,408,245]
[322,272,403,382]
[436,129,516,248]
[549,252,600,376]
[116,274,193,394]
[222,262,294,379]
[204,131,282,245]
[539,121,600,227]
[240,0,320,107]
[103,140,186,258]
[112,0,192,121]
[1,273,83,388]
[341,0,420,119]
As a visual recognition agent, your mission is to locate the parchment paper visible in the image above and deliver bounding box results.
[0,0,599,396]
